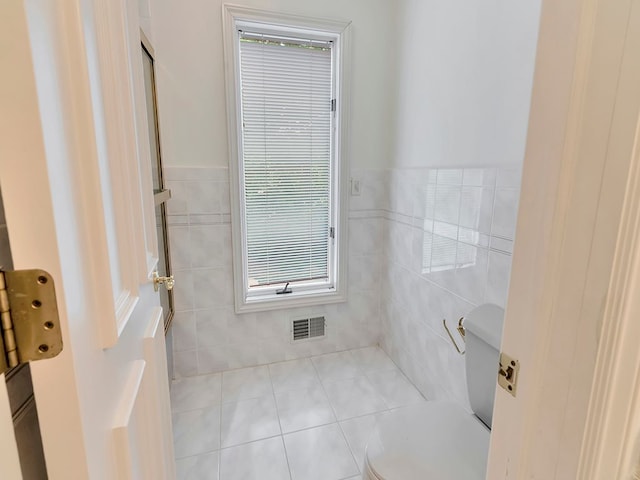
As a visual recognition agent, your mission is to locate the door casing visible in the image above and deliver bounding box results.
[488,0,640,478]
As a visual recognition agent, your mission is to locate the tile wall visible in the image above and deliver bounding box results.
[165,164,521,415]
[165,167,383,377]
[375,166,521,410]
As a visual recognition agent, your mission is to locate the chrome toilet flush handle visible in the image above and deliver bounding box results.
[443,317,466,355]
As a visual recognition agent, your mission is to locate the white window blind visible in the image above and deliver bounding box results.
[239,31,334,290]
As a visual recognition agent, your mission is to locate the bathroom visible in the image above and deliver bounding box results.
[5,0,640,476]
[148,0,542,478]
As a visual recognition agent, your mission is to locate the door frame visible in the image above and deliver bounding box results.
[488,0,640,478]
[578,113,640,478]
[577,2,640,469]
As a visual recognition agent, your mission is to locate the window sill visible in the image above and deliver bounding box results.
[235,288,347,314]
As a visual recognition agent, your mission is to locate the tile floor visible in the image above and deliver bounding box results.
[171,346,426,480]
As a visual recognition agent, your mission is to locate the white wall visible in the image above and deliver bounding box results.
[149,0,397,169]
[150,0,541,417]
[148,0,396,376]
[380,166,521,407]
[165,165,384,375]
[393,0,541,168]
[377,0,541,408]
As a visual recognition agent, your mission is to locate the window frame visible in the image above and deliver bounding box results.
[222,5,351,313]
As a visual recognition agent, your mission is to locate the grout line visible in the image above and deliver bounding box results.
[218,433,282,451]
[266,365,284,437]
[170,402,223,416]
[172,348,424,477]
[268,365,293,480]
[311,356,342,423]
[280,419,339,436]
[315,350,372,474]
[335,418,365,475]
[217,372,224,480]
[219,431,286,452]
[182,432,288,457]
[174,448,220,462]
[224,433,285,452]
[278,435,293,480]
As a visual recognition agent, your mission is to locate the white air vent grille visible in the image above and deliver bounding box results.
[292,317,326,341]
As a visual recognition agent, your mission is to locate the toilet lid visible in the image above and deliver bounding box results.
[365,402,490,480]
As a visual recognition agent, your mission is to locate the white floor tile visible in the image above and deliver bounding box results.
[220,395,281,448]
[175,451,219,480]
[173,406,221,459]
[323,376,388,420]
[340,412,390,472]
[366,369,425,409]
[171,347,435,479]
[269,358,321,393]
[221,365,272,403]
[312,351,362,382]
[349,347,398,374]
[283,424,359,480]
[171,373,222,413]
[219,437,291,480]
[275,385,336,433]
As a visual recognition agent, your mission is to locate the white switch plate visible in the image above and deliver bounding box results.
[350,178,361,196]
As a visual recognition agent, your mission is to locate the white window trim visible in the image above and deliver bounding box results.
[222,4,351,313]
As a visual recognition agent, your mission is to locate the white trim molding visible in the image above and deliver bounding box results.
[222,4,352,313]
[143,308,176,480]
[487,0,640,477]
[578,2,640,476]
[112,360,147,479]
[579,113,640,480]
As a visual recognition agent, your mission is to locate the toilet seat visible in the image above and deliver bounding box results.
[364,402,490,480]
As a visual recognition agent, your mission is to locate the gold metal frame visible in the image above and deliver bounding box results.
[141,30,174,334]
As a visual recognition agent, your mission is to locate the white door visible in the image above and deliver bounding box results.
[0,1,174,479]
[487,0,640,478]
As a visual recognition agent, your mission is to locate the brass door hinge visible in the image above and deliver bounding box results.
[0,269,63,374]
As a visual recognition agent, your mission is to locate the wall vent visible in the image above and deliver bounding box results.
[292,317,326,341]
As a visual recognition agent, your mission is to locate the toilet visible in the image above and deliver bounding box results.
[362,303,505,480]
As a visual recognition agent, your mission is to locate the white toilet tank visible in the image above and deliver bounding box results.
[464,304,505,429]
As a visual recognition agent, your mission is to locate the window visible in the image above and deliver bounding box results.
[223,6,351,312]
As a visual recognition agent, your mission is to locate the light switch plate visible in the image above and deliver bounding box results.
[350,178,361,196]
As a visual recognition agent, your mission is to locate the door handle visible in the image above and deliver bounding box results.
[152,271,175,292]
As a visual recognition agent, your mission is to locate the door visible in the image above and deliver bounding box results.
[140,32,176,382]
[487,0,640,478]
[0,1,175,479]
